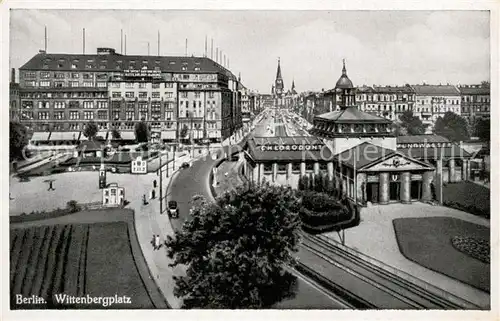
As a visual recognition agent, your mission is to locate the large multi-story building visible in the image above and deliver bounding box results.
[458,84,490,127]
[356,85,416,122]
[412,84,461,132]
[17,47,244,144]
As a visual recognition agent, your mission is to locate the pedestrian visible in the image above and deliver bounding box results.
[154,235,160,251]
[48,180,55,191]
[143,194,148,205]
[151,234,156,250]
[151,189,156,199]
[153,179,157,188]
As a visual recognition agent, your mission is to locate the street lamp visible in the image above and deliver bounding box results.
[158,148,169,214]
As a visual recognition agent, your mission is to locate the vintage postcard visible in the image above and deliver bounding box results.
[2,1,498,320]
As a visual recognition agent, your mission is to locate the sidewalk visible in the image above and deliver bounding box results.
[131,150,210,309]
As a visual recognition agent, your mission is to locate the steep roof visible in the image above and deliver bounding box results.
[397,134,449,144]
[412,85,460,96]
[372,85,415,94]
[316,106,392,124]
[19,51,235,77]
[458,86,490,95]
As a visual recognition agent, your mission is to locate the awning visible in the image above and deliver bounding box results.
[30,132,50,141]
[120,131,136,140]
[49,131,80,141]
[161,131,176,139]
[97,130,108,140]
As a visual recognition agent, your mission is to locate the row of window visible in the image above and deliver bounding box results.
[21,101,109,109]
[24,80,108,88]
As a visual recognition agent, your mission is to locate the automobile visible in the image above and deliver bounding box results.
[167,200,179,218]
[181,162,190,169]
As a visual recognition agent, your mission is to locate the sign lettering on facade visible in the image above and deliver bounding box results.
[124,69,162,79]
[411,174,423,180]
[260,144,323,152]
[397,142,453,149]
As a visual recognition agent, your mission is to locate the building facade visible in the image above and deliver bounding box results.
[412,84,461,132]
[10,68,20,122]
[17,47,244,144]
[356,85,416,122]
[458,84,491,127]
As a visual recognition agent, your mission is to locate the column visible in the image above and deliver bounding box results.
[259,163,265,184]
[436,158,443,204]
[448,158,456,183]
[421,171,433,202]
[252,165,259,184]
[379,172,389,205]
[286,163,293,185]
[327,162,334,182]
[300,162,306,178]
[462,159,468,181]
[400,172,411,204]
[272,163,278,182]
[313,162,320,176]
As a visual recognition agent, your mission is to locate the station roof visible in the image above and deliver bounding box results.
[315,107,392,124]
[397,135,449,144]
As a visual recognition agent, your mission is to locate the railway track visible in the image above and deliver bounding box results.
[297,233,481,310]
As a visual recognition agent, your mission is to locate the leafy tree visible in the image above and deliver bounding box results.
[10,121,29,161]
[134,121,149,143]
[83,121,98,140]
[179,124,189,141]
[166,183,301,308]
[434,112,470,142]
[111,128,121,140]
[474,118,490,142]
[399,111,426,135]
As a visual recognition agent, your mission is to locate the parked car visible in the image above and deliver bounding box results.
[181,162,190,169]
[168,200,179,218]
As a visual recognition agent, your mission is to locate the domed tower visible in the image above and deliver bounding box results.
[335,59,356,109]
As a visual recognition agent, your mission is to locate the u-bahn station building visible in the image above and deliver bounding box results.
[241,62,472,205]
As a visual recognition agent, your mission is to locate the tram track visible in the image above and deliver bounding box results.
[297,233,481,309]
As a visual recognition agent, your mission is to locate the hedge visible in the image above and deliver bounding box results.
[443,201,490,219]
[300,191,345,213]
[301,199,361,234]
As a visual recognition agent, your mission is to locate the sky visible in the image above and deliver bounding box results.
[10,10,490,93]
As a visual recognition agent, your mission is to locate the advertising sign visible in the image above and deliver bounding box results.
[124,69,162,79]
[397,142,453,149]
[99,169,107,189]
[260,144,324,152]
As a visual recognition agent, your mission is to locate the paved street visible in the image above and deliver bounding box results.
[166,113,348,308]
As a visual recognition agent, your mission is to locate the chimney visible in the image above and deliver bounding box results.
[11,68,15,83]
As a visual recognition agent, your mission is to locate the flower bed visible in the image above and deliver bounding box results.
[451,236,490,264]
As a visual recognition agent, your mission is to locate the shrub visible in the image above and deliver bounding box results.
[301,191,344,213]
[66,200,81,213]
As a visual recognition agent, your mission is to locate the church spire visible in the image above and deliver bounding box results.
[276,57,282,80]
[292,79,295,90]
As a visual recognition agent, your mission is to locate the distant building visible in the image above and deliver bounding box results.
[272,58,284,107]
[457,84,490,126]
[356,85,416,122]
[412,84,461,133]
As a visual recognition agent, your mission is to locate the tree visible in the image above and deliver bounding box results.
[83,121,98,140]
[111,128,121,140]
[434,112,470,142]
[134,121,149,143]
[179,124,189,141]
[474,118,490,142]
[399,111,426,135]
[10,121,29,161]
[166,183,301,309]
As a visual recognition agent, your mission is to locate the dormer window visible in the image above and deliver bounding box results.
[169,61,175,65]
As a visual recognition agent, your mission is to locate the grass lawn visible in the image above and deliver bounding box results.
[443,181,490,217]
[393,217,490,292]
[85,222,153,309]
[10,220,154,309]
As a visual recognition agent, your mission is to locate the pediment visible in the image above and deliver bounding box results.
[360,154,433,172]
